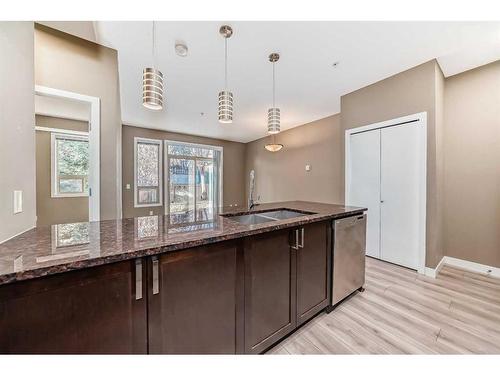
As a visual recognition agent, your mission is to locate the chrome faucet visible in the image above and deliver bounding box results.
[248,170,257,209]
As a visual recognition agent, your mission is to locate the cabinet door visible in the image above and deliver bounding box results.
[244,229,297,354]
[0,260,147,354]
[148,240,243,354]
[296,221,331,325]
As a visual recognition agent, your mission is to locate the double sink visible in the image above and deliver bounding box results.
[224,209,312,225]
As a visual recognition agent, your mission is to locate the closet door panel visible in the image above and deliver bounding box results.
[348,131,381,258]
[380,123,420,269]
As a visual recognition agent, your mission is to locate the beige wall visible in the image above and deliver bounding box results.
[443,61,500,267]
[35,115,89,226]
[34,24,122,220]
[0,22,36,243]
[340,60,445,268]
[245,115,342,205]
[122,125,246,218]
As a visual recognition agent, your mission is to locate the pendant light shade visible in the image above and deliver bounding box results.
[267,53,280,134]
[218,25,233,124]
[143,68,163,110]
[143,21,164,111]
[218,90,233,123]
[264,142,284,152]
[267,108,280,134]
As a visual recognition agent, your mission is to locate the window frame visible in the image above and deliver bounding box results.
[164,140,223,217]
[51,132,90,198]
[134,137,163,208]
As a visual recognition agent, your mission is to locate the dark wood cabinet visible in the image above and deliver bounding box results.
[147,240,244,354]
[244,229,297,354]
[243,222,330,353]
[296,221,331,325]
[0,218,333,354]
[0,259,147,354]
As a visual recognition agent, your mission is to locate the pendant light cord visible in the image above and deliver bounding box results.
[152,21,156,69]
[272,60,275,108]
[224,37,228,89]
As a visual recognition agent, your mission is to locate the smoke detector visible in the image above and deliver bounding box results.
[175,42,188,57]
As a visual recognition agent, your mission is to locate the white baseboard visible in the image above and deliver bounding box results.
[424,256,500,279]
[442,256,500,278]
[424,256,446,278]
[0,225,36,245]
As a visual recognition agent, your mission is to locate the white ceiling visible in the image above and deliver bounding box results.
[94,21,500,143]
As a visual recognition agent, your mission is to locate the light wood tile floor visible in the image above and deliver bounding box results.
[268,257,500,354]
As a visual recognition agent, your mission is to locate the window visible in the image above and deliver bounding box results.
[51,133,89,198]
[165,141,223,225]
[134,137,163,207]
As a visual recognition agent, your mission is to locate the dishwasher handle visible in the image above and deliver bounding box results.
[334,215,366,229]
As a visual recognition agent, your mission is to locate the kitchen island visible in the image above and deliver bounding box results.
[0,201,366,354]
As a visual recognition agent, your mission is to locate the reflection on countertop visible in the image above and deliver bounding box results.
[0,201,366,286]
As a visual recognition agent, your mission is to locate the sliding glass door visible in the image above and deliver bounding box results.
[166,141,222,225]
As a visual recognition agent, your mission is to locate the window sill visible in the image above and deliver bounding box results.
[51,194,89,198]
[134,203,163,208]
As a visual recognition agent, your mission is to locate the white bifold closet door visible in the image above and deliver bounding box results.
[349,131,381,258]
[348,121,421,270]
[380,123,420,269]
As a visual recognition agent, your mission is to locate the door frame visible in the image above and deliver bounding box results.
[345,112,427,274]
[163,140,223,216]
[35,85,101,222]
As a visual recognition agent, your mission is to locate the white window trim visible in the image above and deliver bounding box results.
[51,132,90,198]
[134,137,163,208]
[36,126,88,137]
[163,140,224,216]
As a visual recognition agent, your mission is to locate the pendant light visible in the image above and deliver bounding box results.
[267,53,280,134]
[218,25,233,124]
[265,52,283,152]
[142,21,164,110]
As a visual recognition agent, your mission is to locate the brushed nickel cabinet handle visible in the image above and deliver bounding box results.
[135,259,142,300]
[152,257,159,295]
[291,229,299,250]
[299,228,305,249]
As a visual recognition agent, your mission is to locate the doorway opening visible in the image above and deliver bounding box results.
[164,141,223,226]
[34,85,100,225]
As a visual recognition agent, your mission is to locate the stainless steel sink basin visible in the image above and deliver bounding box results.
[258,210,308,220]
[228,214,277,225]
[225,209,312,225]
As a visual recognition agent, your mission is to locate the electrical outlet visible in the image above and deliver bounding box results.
[125,184,131,190]
[305,164,311,172]
[149,210,154,216]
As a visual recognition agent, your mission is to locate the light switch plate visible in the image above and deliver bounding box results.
[14,190,23,214]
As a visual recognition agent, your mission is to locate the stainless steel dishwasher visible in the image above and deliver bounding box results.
[330,214,367,308]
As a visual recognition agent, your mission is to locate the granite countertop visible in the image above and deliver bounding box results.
[0,201,366,286]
